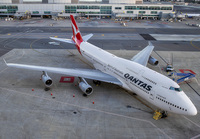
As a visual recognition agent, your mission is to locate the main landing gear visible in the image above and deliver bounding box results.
[93,80,101,86]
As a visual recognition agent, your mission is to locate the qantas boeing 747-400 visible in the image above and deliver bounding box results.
[5,15,197,116]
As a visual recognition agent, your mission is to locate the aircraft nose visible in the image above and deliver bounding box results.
[188,105,197,116]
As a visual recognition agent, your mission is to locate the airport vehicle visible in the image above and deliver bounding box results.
[166,64,174,72]
[5,15,197,116]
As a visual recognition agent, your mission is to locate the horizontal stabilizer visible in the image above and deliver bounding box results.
[49,37,75,44]
[82,34,93,42]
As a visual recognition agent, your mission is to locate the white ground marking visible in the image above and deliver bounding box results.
[150,34,200,41]
[0,87,172,139]
[183,116,200,128]
[193,78,200,86]
[191,134,200,139]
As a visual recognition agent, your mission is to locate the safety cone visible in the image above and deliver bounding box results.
[51,93,53,96]
[92,101,94,104]
[32,89,34,91]
[73,95,75,97]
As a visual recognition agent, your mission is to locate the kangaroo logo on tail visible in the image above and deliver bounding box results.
[70,15,83,43]
[50,15,93,55]
[70,15,83,54]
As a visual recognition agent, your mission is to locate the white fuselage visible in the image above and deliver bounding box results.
[79,41,197,116]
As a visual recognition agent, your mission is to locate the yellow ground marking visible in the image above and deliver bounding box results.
[190,37,200,50]
[54,36,58,38]
[102,34,104,36]
[30,39,47,55]
[7,33,11,35]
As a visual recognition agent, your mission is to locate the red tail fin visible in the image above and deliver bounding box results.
[70,15,83,42]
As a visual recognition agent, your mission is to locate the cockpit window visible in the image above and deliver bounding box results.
[169,86,182,92]
[175,88,182,92]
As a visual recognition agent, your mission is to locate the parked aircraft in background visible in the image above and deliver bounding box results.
[5,15,197,116]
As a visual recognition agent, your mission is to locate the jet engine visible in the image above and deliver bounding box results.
[78,78,93,95]
[148,56,159,66]
[41,71,53,88]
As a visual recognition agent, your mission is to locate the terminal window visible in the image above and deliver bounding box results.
[149,6,160,10]
[89,6,100,9]
[100,6,112,14]
[115,7,121,10]
[125,6,136,10]
[139,11,145,14]
[77,6,88,9]
[127,11,133,14]
[151,11,157,14]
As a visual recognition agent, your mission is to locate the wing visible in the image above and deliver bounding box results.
[131,41,154,66]
[5,62,122,86]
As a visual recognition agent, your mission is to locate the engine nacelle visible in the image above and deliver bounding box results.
[79,82,93,95]
[148,56,159,66]
[41,72,53,88]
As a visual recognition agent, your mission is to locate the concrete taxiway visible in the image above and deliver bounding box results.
[0,27,200,58]
[0,48,200,139]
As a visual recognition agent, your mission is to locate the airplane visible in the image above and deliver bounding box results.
[5,15,197,116]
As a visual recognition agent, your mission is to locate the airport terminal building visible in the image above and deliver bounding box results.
[0,0,173,19]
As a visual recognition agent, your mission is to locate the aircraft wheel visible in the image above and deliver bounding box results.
[161,111,168,118]
[93,80,101,86]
